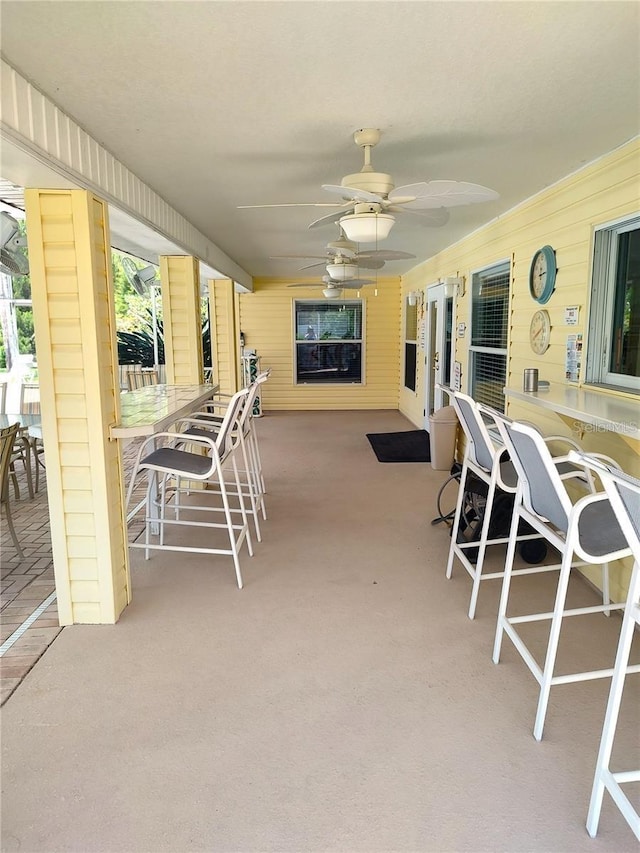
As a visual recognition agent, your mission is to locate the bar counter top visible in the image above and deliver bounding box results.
[504,383,639,442]
[110,383,218,439]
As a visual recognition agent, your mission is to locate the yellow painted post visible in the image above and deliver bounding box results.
[208,278,240,395]
[24,189,130,625]
[159,256,203,385]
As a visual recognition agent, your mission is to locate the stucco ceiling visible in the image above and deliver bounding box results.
[1,1,638,282]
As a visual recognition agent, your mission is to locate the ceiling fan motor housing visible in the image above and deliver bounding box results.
[341,172,394,197]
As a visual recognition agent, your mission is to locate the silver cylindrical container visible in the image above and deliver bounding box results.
[523,368,539,392]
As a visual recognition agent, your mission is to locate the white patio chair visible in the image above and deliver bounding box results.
[124,386,253,589]
[491,416,640,741]
[446,392,588,619]
[572,455,640,842]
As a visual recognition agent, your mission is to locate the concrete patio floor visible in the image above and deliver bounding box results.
[1,410,638,852]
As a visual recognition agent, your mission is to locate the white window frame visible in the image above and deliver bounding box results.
[292,298,365,385]
[404,296,418,392]
[585,214,640,392]
[468,258,511,411]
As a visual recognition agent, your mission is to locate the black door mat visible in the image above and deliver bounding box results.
[366,430,431,463]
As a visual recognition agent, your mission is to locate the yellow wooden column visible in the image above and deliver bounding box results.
[208,278,240,395]
[24,189,130,625]
[160,256,203,384]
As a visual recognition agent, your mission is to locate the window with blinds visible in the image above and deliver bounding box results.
[469,261,510,410]
[404,300,418,391]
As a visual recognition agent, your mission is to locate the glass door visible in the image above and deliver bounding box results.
[424,282,454,428]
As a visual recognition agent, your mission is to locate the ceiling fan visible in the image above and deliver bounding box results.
[0,211,29,277]
[272,235,416,279]
[239,128,499,242]
[287,274,375,299]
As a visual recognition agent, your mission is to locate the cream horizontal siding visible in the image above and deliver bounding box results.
[160,256,203,385]
[240,278,401,410]
[400,138,640,602]
[209,279,239,395]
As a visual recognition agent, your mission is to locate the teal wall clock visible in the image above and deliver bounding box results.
[529,245,557,304]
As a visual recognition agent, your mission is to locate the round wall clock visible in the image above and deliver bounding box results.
[529,309,552,354]
[529,245,557,304]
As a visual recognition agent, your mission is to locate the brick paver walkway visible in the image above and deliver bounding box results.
[1,438,144,705]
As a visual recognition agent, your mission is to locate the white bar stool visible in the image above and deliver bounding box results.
[491,415,639,741]
[574,455,640,842]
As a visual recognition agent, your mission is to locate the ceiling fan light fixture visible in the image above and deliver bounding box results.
[339,211,395,244]
[326,262,358,281]
[323,287,342,299]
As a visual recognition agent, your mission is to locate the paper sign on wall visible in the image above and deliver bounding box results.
[565,333,583,382]
[564,306,580,325]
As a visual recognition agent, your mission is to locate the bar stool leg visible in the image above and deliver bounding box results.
[492,487,523,664]
[468,470,499,620]
[532,538,576,741]
[445,462,469,580]
[587,561,640,840]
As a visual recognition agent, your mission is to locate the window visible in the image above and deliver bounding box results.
[294,300,363,384]
[404,298,418,391]
[586,216,640,392]
[469,260,510,410]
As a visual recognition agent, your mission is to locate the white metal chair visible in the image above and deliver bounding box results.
[491,415,640,741]
[178,371,270,540]
[446,392,587,619]
[572,455,640,842]
[125,387,253,589]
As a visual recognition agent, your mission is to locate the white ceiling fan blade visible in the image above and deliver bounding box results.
[299,261,325,271]
[322,184,385,204]
[287,283,326,288]
[341,280,375,289]
[270,254,329,260]
[357,249,416,261]
[308,209,353,229]
[388,206,450,226]
[354,258,385,270]
[391,180,499,209]
[336,277,374,287]
[238,202,341,209]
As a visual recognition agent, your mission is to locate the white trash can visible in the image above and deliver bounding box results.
[428,406,459,471]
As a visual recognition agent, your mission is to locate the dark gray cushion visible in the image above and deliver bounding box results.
[577,498,628,557]
[140,447,212,477]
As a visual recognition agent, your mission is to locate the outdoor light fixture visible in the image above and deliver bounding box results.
[326,262,358,281]
[443,276,465,298]
[339,203,395,244]
[407,292,418,307]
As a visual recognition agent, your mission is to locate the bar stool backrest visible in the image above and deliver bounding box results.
[581,457,640,556]
[216,387,250,458]
[452,392,496,472]
[496,417,573,533]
